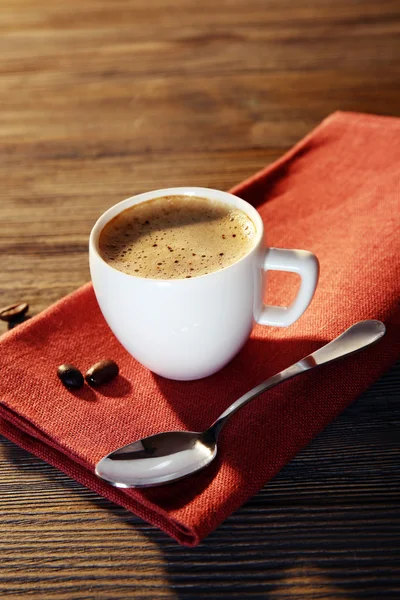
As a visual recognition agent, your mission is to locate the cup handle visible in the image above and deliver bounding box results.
[257,248,319,327]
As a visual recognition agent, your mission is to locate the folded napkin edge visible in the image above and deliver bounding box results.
[0,416,200,547]
[230,109,400,200]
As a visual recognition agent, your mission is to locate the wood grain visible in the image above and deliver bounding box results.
[0,0,399,598]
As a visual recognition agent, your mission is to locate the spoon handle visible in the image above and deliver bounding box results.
[207,320,385,438]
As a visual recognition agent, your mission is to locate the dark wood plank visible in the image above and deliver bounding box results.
[0,0,399,597]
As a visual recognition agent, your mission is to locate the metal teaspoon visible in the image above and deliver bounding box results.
[95,320,385,488]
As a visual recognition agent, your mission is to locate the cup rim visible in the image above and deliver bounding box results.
[89,187,264,282]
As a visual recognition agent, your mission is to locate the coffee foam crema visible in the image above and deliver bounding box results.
[99,195,257,279]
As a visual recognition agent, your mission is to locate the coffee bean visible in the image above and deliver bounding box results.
[0,302,29,322]
[57,364,84,389]
[85,360,119,386]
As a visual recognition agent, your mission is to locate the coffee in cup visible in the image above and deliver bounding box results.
[98,194,257,280]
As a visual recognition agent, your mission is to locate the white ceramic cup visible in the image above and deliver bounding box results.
[89,187,319,381]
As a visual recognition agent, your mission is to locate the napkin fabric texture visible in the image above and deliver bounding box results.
[0,111,399,546]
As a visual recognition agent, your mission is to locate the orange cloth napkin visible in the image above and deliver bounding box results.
[0,111,399,546]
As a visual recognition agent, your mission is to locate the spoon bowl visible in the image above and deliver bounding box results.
[95,320,386,488]
[96,431,216,488]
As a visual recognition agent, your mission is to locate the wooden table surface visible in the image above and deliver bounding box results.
[0,1,399,598]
